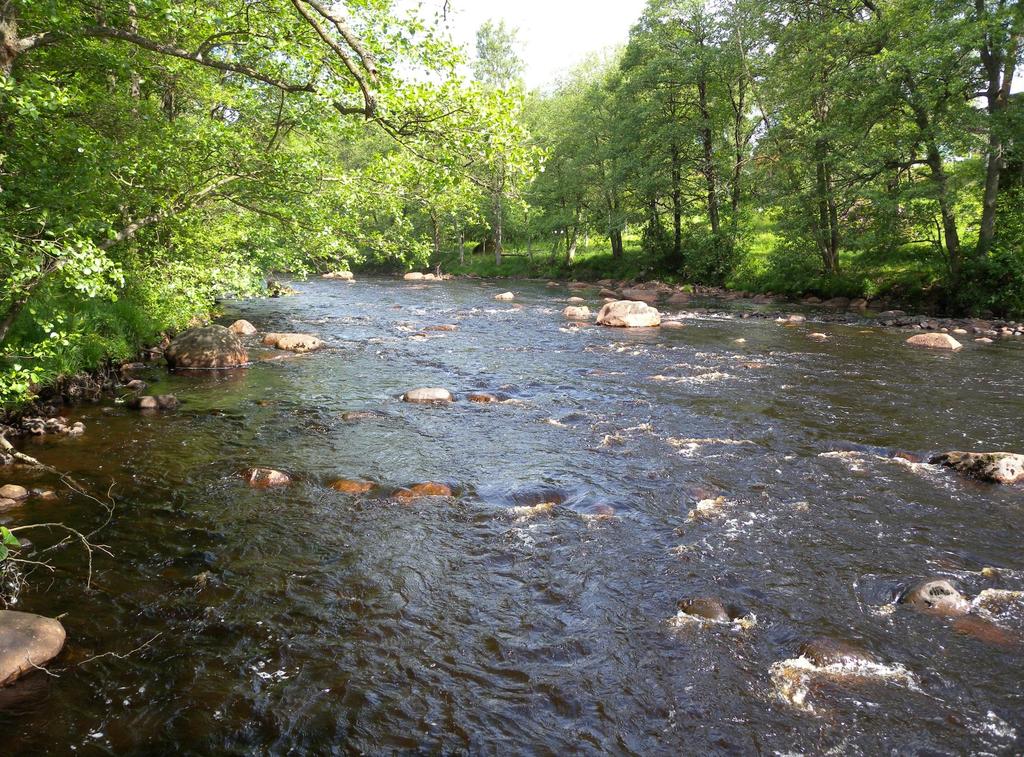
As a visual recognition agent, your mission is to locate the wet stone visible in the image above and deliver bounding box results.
[901,578,970,616]
[798,637,878,667]
[402,387,452,403]
[0,611,66,687]
[244,468,291,488]
[677,597,733,623]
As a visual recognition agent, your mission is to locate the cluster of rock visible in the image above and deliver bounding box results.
[1,416,85,438]
[162,321,326,371]
[402,272,443,281]
[321,271,354,281]
[242,467,453,501]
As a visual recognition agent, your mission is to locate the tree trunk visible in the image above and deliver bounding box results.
[976,4,1020,255]
[671,142,683,269]
[565,226,578,263]
[815,155,840,275]
[492,191,503,266]
[459,228,465,265]
[430,213,441,259]
[698,78,721,235]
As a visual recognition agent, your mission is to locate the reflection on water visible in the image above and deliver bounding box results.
[2,277,1023,753]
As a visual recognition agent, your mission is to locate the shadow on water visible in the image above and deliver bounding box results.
[2,277,1023,753]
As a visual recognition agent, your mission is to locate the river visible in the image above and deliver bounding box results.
[3,277,1023,754]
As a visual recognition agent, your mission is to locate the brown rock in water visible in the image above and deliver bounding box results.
[262,333,324,353]
[798,637,878,667]
[596,301,661,328]
[322,271,354,280]
[906,333,962,351]
[129,395,159,410]
[0,498,18,511]
[244,468,291,488]
[402,387,452,403]
[567,296,586,304]
[0,485,28,500]
[930,451,1024,485]
[227,319,258,336]
[330,479,375,494]
[341,410,385,422]
[0,611,66,686]
[165,326,248,369]
[620,287,661,305]
[425,324,458,332]
[901,578,970,616]
[467,393,498,403]
[599,288,620,299]
[563,306,591,321]
[156,395,179,410]
[394,482,453,500]
[677,597,733,623]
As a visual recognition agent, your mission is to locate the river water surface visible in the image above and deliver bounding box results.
[3,277,1024,754]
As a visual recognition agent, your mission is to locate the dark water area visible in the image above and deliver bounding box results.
[2,277,1023,754]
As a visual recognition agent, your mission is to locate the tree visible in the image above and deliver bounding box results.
[473,19,525,88]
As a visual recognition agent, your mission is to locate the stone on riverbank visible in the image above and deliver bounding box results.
[930,451,1024,485]
[0,485,28,500]
[261,333,324,353]
[596,300,661,328]
[402,387,452,403]
[0,611,66,687]
[906,333,962,351]
[563,306,591,321]
[403,272,424,281]
[165,326,248,370]
[620,287,660,305]
[244,468,291,488]
[322,271,354,280]
[228,320,258,336]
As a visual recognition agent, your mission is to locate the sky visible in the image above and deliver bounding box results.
[422,0,649,88]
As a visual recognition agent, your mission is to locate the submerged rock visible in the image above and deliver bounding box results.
[906,333,962,351]
[563,306,591,321]
[244,468,291,488]
[661,321,686,330]
[930,451,1024,485]
[227,319,258,336]
[596,300,661,328]
[165,326,248,370]
[901,578,970,616]
[467,392,498,403]
[402,387,452,403]
[341,410,386,422]
[0,611,66,686]
[424,324,458,332]
[676,597,733,624]
[261,333,324,353]
[394,482,453,500]
[329,479,375,494]
[798,637,878,667]
[128,394,178,411]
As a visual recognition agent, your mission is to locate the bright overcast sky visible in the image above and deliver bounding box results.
[417,0,649,88]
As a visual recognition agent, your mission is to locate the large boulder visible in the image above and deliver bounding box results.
[165,326,248,369]
[227,320,257,336]
[906,333,962,351]
[596,300,661,328]
[0,611,66,687]
[261,333,325,353]
[930,451,1024,485]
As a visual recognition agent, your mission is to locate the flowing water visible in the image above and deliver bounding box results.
[3,277,1024,754]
